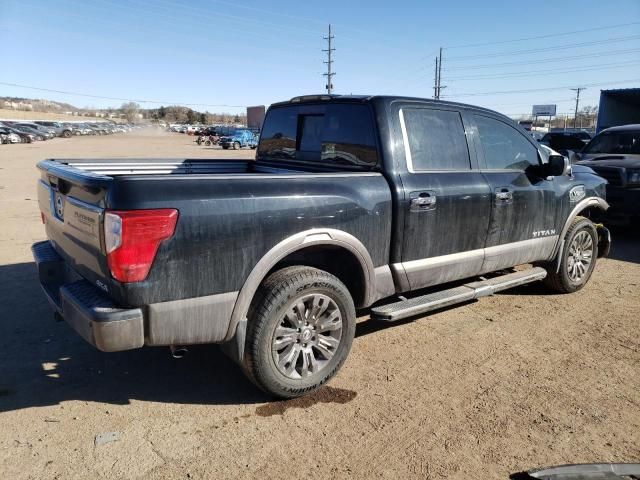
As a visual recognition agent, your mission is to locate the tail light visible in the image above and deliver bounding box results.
[104,209,178,283]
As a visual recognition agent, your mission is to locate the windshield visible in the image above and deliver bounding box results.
[583,131,640,155]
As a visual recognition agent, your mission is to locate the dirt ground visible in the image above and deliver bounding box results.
[0,131,638,479]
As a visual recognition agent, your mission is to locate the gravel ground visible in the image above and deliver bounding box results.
[0,131,638,479]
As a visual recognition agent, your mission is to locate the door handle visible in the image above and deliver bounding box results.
[495,188,513,204]
[410,191,436,212]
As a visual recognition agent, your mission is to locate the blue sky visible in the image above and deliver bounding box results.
[1,0,639,116]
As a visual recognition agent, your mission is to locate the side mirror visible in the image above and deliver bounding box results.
[546,154,570,177]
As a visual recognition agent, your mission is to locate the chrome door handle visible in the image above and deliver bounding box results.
[410,192,436,211]
[496,191,512,201]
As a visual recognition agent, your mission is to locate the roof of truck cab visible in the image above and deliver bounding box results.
[272,94,507,118]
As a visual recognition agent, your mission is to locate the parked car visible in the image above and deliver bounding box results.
[3,124,47,141]
[32,94,610,398]
[540,132,588,154]
[0,126,35,143]
[219,128,258,149]
[73,123,96,135]
[574,124,640,225]
[34,121,74,138]
[14,122,56,139]
[0,128,21,143]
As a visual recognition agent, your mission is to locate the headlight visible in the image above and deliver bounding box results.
[628,169,640,185]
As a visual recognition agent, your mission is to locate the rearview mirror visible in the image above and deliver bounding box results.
[546,154,570,177]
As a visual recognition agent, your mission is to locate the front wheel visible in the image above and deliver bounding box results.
[233,141,240,150]
[543,216,598,293]
[243,266,356,398]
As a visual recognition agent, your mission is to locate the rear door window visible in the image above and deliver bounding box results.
[258,104,378,167]
[401,108,471,171]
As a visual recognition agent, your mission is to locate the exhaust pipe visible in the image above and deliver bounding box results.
[169,345,188,359]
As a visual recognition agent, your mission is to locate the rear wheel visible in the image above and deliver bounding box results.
[543,216,598,293]
[233,141,240,150]
[243,266,356,398]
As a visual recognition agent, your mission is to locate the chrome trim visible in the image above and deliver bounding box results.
[398,109,415,174]
[481,236,558,273]
[65,195,103,213]
[394,236,560,291]
[225,228,378,341]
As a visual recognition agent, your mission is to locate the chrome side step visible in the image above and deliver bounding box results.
[371,267,547,322]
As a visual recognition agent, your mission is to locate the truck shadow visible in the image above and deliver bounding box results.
[0,262,268,413]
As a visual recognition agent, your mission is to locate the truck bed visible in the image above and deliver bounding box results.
[37,157,392,312]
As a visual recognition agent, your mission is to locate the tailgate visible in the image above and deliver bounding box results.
[37,160,112,288]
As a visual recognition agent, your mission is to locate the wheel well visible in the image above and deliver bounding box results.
[577,205,606,223]
[267,245,367,307]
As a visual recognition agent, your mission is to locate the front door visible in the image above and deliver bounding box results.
[469,113,561,273]
[398,106,492,290]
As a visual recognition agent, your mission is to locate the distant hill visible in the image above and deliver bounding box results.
[1,96,79,113]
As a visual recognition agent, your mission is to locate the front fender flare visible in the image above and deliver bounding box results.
[552,196,609,271]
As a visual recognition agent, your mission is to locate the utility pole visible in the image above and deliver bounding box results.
[323,24,335,94]
[433,56,439,99]
[571,87,585,128]
[437,47,443,99]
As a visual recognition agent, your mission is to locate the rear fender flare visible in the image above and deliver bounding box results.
[224,228,377,341]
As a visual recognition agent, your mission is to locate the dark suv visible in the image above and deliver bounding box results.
[575,124,640,224]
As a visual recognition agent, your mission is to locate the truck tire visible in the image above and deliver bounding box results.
[243,266,356,399]
[233,141,240,150]
[543,216,598,293]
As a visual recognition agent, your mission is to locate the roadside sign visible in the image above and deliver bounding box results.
[532,104,557,116]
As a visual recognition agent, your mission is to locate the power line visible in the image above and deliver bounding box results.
[0,81,248,108]
[445,34,640,61]
[444,21,640,49]
[443,78,640,98]
[445,60,640,81]
[323,24,336,94]
[443,47,640,71]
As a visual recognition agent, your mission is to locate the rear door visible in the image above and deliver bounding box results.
[469,113,561,273]
[397,105,492,290]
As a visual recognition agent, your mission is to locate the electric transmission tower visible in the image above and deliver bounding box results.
[323,24,335,94]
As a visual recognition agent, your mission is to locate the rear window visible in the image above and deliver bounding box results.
[258,104,378,167]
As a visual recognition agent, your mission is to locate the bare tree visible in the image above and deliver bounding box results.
[121,102,141,123]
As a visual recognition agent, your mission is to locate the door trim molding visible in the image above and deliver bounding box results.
[393,236,560,291]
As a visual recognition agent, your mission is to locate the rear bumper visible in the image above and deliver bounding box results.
[32,240,239,352]
[32,241,144,352]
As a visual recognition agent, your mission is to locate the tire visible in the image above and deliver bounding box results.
[222,145,229,150]
[233,141,240,150]
[62,130,72,138]
[543,216,598,293]
[243,266,356,399]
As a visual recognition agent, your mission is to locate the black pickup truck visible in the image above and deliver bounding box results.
[32,94,611,398]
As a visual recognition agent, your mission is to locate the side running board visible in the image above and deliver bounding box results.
[371,267,547,322]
